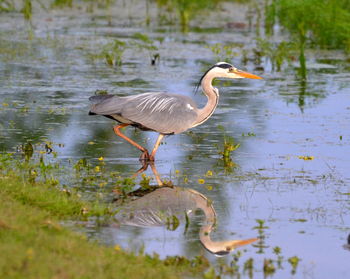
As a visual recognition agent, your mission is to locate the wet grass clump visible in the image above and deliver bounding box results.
[214,125,240,173]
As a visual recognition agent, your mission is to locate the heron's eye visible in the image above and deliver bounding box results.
[229,67,237,73]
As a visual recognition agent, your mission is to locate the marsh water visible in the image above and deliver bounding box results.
[1,1,349,278]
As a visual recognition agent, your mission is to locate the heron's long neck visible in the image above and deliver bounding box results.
[192,72,219,127]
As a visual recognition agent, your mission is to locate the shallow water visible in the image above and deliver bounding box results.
[0,1,349,278]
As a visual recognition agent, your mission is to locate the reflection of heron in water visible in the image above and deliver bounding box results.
[114,163,257,256]
[89,62,262,161]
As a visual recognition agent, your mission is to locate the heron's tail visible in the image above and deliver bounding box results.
[89,94,114,104]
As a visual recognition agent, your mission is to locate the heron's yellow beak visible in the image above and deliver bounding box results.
[235,70,263,79]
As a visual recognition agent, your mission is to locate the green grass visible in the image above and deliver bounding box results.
[0,173,203,278]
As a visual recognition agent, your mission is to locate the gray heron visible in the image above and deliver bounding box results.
[89,62,262,161]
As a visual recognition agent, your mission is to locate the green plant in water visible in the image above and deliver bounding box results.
[267,0,350,78]
[255,38,294,72]
[114,177,136,196]
[22,0,32,21]
[140,173,152,189]
[22,142,34,161]
[288,256,301,275]
[93,39,126,67]
[207,43,241,62]
[52,0,73,8]
[215,125,240,173]
[156,0,219,32]
[132,33,160,65]
[217,125,240,159]
[0,0,15,12]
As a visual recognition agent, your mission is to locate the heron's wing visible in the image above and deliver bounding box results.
[121,92,198,134]
[89,92,198,134]
[89,94,128,114]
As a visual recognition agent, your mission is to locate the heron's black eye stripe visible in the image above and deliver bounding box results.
[215,63,232,69]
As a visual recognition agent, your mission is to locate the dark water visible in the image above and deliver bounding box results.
[0,2,349,278]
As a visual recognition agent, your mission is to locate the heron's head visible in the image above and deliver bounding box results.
[195,62,262,93]
[209,62,263,80]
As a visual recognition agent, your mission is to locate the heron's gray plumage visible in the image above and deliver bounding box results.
[89,92,198,134]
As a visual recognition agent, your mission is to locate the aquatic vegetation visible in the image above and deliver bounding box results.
[297,155,314,161]
[102,39,126,67]
[207,43,241,62]
[214,125,240,173]
[155,0,222,32]
[87,39,126,66]
[266,0,350,77]
[52,0,73,7]
[288,256,301,275]
[22,0,32,21]
[216,125,240,159]
[132,32,160,65]
[0,0,15,12]
[270,0,350,51]
[198,178,205,184]
[90,34,161,67]
[254,38,294,72]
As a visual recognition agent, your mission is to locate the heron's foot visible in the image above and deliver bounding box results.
[139,150,150,162]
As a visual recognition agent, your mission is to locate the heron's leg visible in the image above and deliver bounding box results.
[149,134,164,161]
[113,124,150,159]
